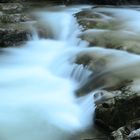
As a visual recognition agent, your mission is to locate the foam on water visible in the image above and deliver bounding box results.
[1,5,140,140]
[0,6,94,140]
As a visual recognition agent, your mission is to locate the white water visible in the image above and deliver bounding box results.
[1,5,140,140]
[0,6,94,140]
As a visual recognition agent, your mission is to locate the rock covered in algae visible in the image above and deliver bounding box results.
[0,26,30,47]
[76,7,140,54]
[74,47,140,137]
[0,2,33,47]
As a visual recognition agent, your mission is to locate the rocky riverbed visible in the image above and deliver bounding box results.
[1,1,140,140]
[75,6,140,140]
[0,2,32,47]
[0,1,60,47]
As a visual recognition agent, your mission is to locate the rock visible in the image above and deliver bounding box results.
[111,126,130,140]
[75,10,113,30]
[74,48,140,131]
[0,2,33,47]
[76,8,140,54]
[0,26,30,47]
[111,119,140,140]
[128,128,140,139]
[0,13,31,23]
[80,29,140,54]
[95,87,140,130]
[93,90,120,105]
[0,3,23,14]
[0,2,64,47]
[75,47,140,96]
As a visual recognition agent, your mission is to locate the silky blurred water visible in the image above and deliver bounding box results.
[1,4,140,140]
[0,5,94,140]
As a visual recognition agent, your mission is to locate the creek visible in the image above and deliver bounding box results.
[1,4,140,140]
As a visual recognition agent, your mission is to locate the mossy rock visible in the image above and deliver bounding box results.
[95,90,140,130]
[0,23,31,47]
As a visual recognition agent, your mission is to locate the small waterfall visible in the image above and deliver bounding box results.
[38,12,77,40]
[1,4,140,140]
[70,64,92,85]
[0,6,95,140]
[34,6,89,46]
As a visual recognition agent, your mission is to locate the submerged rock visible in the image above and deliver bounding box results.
[75,10,114,30]
[80,29,140,54]
[76,8,140,54]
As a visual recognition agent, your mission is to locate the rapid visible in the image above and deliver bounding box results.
[0,5,94,140]
[1,4,140,140]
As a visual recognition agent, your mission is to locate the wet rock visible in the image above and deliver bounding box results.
[75,10,114,30]
[111,126,130,140]
[0,13,31,23]
[75,47,140,133]
[95,87,140,130]
[80,29,140,54]
[128,128,140,139]
[0,27,30,47]
[93,90,120,105]
[0,2,33,47]
[75,47,140,96]
[75,50,107,73]
[111,119,140,140]
[0,3,23,14]
[76,8,140,54]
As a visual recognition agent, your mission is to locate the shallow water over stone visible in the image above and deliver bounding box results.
[1,4,140,140]
[0,5,96,140]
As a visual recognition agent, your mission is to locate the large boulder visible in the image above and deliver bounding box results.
[74,6,140,139]
[74,47,140,137]
[76,7,140,54]
[0,26,30,47]
[75,47,140,95]
[0,2,33,47]
[80,29,140,54]
[95,88,140,130]
[111,120,140,140]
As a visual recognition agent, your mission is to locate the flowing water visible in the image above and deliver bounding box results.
[1,4,140,140]
[0,5,95,140]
